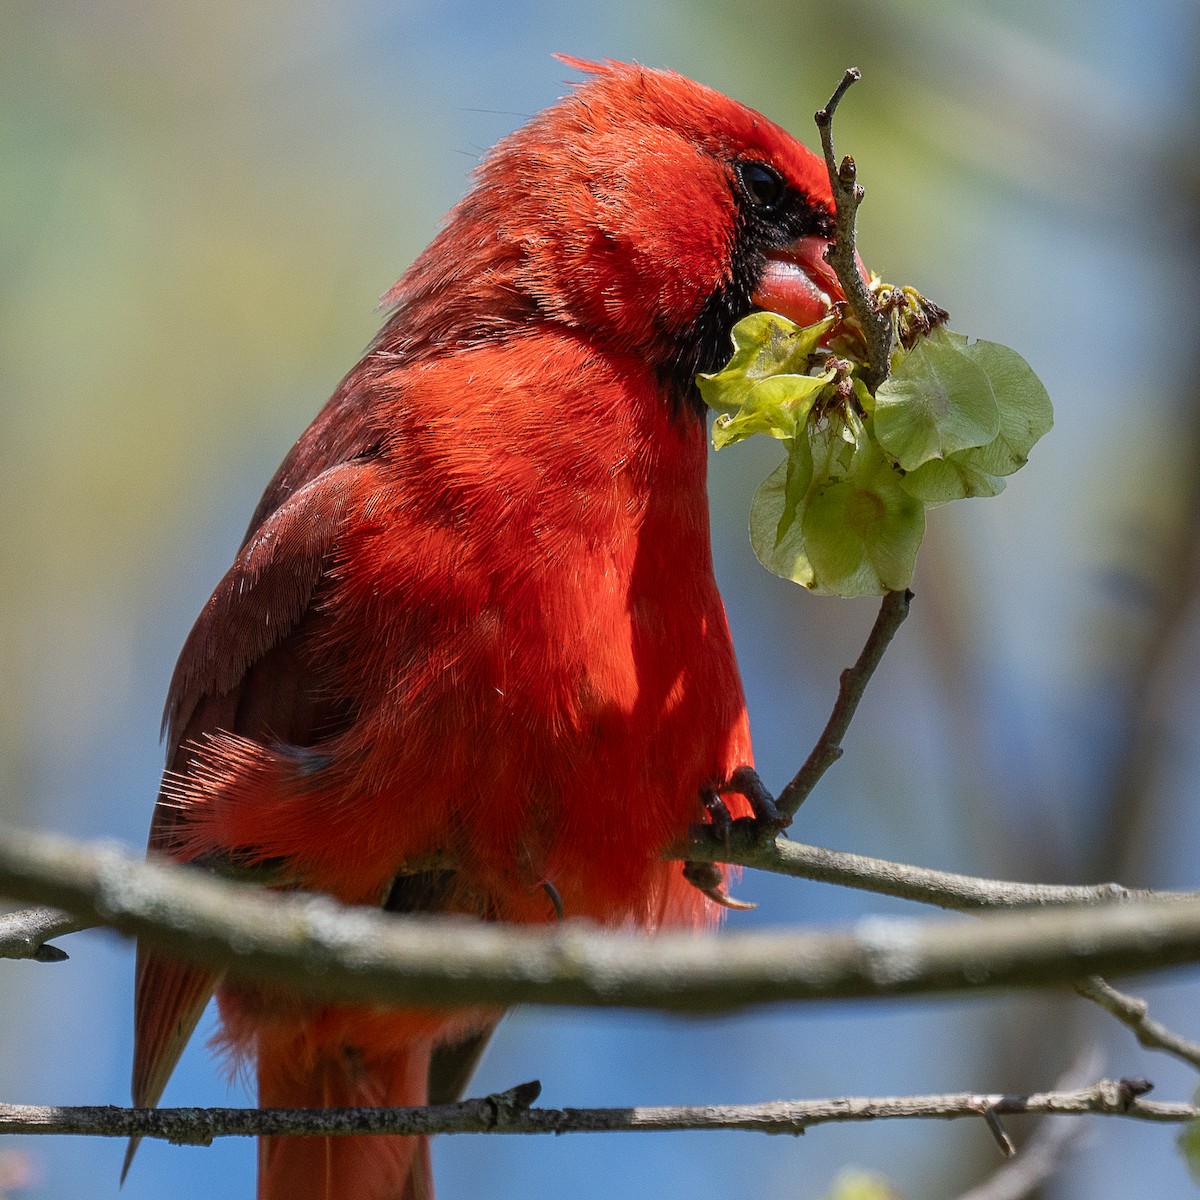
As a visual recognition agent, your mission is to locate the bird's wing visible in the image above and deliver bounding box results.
[130,452,372,1147]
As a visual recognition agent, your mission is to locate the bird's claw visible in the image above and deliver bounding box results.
[722,766,789,834]
[542,880,565,921]
[682,860,756,911]
[700,785,734,844]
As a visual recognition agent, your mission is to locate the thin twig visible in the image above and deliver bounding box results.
[1073,976,1200,1071]
[813,67,894,391]
[952,1048,1101,1200]
[953,1113,1089,1200]
[982,1107,1016,1157]
[0,1077,1181,1142]
[776,588,912,818]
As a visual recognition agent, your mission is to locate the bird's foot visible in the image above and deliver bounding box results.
[721,766,789,837]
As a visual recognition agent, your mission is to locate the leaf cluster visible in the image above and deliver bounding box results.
[698,292,1053,597]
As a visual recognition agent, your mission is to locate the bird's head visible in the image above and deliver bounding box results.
[387,59,855,405]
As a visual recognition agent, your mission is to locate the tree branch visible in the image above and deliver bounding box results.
[775,588,912,819]
[11,816,1200,1072]
[0,1077,1180,1142]
[7,826,1200,1011]
[12,837,1151,966]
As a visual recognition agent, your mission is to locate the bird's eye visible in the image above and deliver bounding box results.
[736,160,786,213]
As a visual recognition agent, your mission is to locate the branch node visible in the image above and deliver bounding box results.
[165,1110,217,1147]
[1117,1078,1155,1108]
[485,1080,543,1129]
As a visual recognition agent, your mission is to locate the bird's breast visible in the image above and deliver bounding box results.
[313,338,752,924]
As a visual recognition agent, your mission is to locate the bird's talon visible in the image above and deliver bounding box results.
[542,880,565,921]
[682,861,756,911]
[705,887,757,912]
[723,766,789,833]
[700,786,734,843]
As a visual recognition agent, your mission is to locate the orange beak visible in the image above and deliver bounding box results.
[751,235,867,327]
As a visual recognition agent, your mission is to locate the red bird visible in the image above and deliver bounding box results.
[131,58,848,1200]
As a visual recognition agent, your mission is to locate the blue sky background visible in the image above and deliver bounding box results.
[2,1,1199,1197]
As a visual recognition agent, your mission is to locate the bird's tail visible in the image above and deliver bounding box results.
[256,1034,435,1200]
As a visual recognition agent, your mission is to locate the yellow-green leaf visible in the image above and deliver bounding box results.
[711,370,833,450]
[750,435,925,597]
[874,327,999,470]
[698,311,834,416]
[899,454,1005,504]
[750,456,816,590]
[958,335,1054,476]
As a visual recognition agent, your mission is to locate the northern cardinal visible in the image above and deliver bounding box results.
[131,58,849,1200]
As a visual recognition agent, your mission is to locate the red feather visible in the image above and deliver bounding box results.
[131,59,844,1199]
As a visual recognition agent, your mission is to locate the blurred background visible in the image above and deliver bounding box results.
[2,0,1199,1196]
